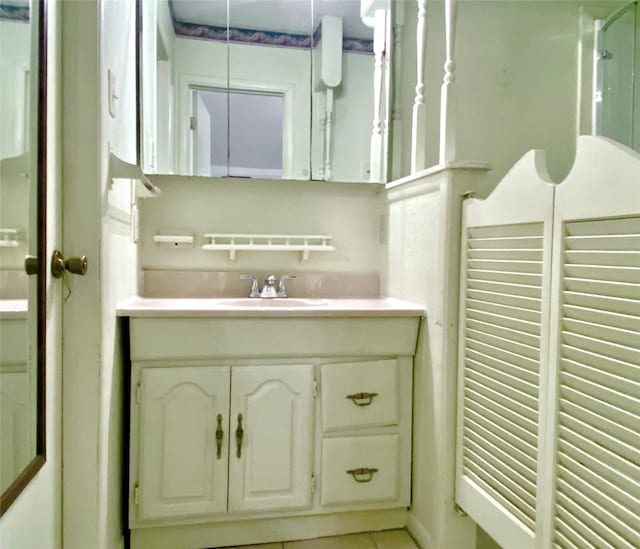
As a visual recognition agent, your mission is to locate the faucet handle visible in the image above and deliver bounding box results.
[240,274,260,298]
[277,275,297,298]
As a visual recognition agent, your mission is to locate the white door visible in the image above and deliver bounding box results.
[192,91,211,176]
[135,366,230,522]
[228,364,314,514]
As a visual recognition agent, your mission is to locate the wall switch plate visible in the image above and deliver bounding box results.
[107,68,117,118]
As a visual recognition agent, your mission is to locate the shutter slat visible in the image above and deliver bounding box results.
[468,236,543,249]
[555,517,591,549]
[559,414,640,466]
[468,259,543,273]
[563,304,640,332]
[564,216,640,236]
[467,309,541,336]
[558,437,640,494]
[464,415,537,468]
[564,264,640,284]
[467,318,539,350]
[464,447,536,507]
[563,278,640,299]
[557,468,640,540]
[468,298,541,323]
[468,223,544,238]
[466,371,538,417]
[466,332,538,368]
[464,426,536,485]
[555,504,620,549]
[558,451,640,514]
[465,428,537,484]
[564,250,640,267]
[560,372,640,418]
[560,399,639,450]
[562,345,639,382]
[466,384,538,434]
[468,269,542,286]
[563,317,640,349]
[467,288,541,311]
[562,332,640,365]
[467,279,542,298]
[465,408,537,458]
[469,249,543,260]
[558,426,639,482]
[563,291,638,316]
[465,395,537,446]
[560,384,640,432]
[464,469,536,531]
[556,492,636,549]
[564,234,640,250]
[467,348,539,385]
[466,356,539,397]
[467,331,540,363]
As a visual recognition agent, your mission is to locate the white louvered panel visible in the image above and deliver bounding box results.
[552,215,640,549]
[460,222,544,537]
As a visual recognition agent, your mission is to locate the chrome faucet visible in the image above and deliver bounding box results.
[240,274,297,298]
[240,274,260,298]
[260,275,278,298]
[277,275,297,297]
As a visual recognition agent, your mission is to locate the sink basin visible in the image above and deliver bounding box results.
[216,298,330,307]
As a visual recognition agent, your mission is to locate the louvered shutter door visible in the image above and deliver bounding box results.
[543,138,640,549]
[455,151,556,549]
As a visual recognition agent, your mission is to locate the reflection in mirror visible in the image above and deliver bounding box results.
[140,0,391,182]
[595,2,639,152]
[0,0,45,514]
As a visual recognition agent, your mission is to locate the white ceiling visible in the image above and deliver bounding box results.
[171,0,373,40]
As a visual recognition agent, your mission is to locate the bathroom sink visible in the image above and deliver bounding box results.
[216,298,330,307]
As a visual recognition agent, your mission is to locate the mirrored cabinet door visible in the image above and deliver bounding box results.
[139,0,392,183]
[0,0,47,515]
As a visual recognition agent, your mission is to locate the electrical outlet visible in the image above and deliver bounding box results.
[107,68,118,118]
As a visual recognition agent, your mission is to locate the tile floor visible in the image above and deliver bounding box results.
[217,529,419,549]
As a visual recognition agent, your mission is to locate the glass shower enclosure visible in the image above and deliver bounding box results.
[595,1,640,152]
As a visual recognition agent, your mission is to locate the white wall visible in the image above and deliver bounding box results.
[395,1,589,188]
[0,1,63,547]
[139,176,383,275]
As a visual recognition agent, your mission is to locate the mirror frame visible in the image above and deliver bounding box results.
[0,0,47,516]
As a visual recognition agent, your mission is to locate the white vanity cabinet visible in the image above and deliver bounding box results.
[123,308,422,549]
[131,362,315,525]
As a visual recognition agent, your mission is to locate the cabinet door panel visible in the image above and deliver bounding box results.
[137,366,230,521]
[229,364,314,514]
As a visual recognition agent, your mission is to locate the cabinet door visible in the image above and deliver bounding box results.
[228,364,314,514]
[136,366,230,522]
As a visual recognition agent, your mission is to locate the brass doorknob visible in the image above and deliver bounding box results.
[65,256,88,276]
[51,250,88,278]
[24,255,39,275]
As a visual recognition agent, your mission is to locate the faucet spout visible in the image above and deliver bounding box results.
[260,275,278,298]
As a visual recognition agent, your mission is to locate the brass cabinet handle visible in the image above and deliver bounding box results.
[235,413,244,458]
[346,467,379,483]
[215,414,223,459]
[346,392,378,407]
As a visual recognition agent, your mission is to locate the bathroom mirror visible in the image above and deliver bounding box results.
[138,0,392,182]
[0,0,46,515]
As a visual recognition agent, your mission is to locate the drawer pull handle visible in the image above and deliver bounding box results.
[346,392,378,406]
[346,467,379,483]
[215,414,223,459]
[236,413,244,458]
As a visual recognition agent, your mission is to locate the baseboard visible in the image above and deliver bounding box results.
[407,511,433,549]
[131,508,408,549]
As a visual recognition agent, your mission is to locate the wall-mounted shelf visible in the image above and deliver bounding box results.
[108,151,161,198]
[202,233,335,262]
[153,232,194,248]
[0,228,20,247]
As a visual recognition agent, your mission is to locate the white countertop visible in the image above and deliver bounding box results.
[117,297,425,318]
[0,299,28,319]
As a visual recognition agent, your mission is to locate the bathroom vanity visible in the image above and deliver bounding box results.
[118,297,424,549]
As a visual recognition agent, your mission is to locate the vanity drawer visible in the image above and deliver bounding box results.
[321,359,398,431]
[320,434,399,507]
